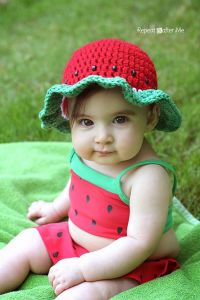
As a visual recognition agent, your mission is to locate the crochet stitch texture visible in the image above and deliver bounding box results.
[39,38,182,133]
[62,39,157,90]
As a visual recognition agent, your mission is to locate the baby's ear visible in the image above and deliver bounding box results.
[146,104,160,131]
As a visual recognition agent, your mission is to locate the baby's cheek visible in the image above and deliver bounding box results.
[73,140,92,160]
[117,142,139,161]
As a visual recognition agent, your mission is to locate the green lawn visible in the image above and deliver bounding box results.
[0,0,199,218]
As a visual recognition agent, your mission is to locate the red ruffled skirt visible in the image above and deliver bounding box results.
[35,222,180,284]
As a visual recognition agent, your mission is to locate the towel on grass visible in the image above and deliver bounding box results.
[0,142,199,300]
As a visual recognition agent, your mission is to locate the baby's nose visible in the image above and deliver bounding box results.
[94,127,114,144]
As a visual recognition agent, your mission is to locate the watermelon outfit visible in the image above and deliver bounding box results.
[36,150,180,284]
[37,38,181,284]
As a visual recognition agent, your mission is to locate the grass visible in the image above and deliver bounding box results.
[0,0,199,218]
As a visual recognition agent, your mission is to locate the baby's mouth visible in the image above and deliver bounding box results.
[95,150,114,156]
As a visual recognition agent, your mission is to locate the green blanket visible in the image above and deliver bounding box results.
[0,142,199,300]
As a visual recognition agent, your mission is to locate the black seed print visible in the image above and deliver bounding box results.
[91,65,97,71]
[112,65,117,71]
[131,70,137,77]
[75,209,78,216]
[117,227,123,234]
[71,184,74,192]
[53,251,59,258]
[86,195,90,203]
[92,219,96,226]
[107,205,113,213]
[154,274,158,278]
[57,232,63,237]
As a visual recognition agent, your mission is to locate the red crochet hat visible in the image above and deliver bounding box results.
[62,39,157,90]
[39,38,181,132]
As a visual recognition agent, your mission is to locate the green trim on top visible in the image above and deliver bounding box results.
[163,204,173,233]
[70,150,177,204]
[70,150,117,194]
[70,150,176,233]
[116,159,177,204]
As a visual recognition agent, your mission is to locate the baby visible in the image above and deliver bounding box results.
[0,39,181,300]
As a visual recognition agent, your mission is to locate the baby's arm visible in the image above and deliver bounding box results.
[27,178,71,224]
[80,164,171,281]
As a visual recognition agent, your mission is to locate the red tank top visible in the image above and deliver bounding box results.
[68,150,176,239]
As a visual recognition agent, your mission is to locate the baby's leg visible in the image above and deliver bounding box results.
[0,228,52,294]
[55,278,138,300]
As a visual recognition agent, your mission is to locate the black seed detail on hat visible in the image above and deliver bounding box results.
[71,184,74,192]
[112,65,117,71]
[57,232,63,237]
[86,195,90,202]
[117,227,123,234]
[64,79,68,84]
[53,251,59,258]
[74,70,79,76]
[131,70,137,77]
[145,77,149,84]
[92,219,96,226]
[107,205,113,213]
[91,65,97,71]
[154,274,158,278]
[75,209,78,216]
[140,274,143,280]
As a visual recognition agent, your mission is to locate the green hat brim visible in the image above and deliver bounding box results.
[39,75,182,133]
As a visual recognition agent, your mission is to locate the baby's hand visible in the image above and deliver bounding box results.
[27,200,62,225]
[48,258,85,295]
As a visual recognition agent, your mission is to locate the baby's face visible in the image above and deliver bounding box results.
[69,87,152,165]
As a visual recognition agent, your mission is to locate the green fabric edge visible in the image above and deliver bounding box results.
[173,197,200,226]
[39,75,182,133]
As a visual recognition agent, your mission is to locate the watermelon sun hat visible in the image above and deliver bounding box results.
[39,38,182,133]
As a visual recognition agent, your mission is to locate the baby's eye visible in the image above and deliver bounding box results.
[113,116,129,124]
[79,119,94,127]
